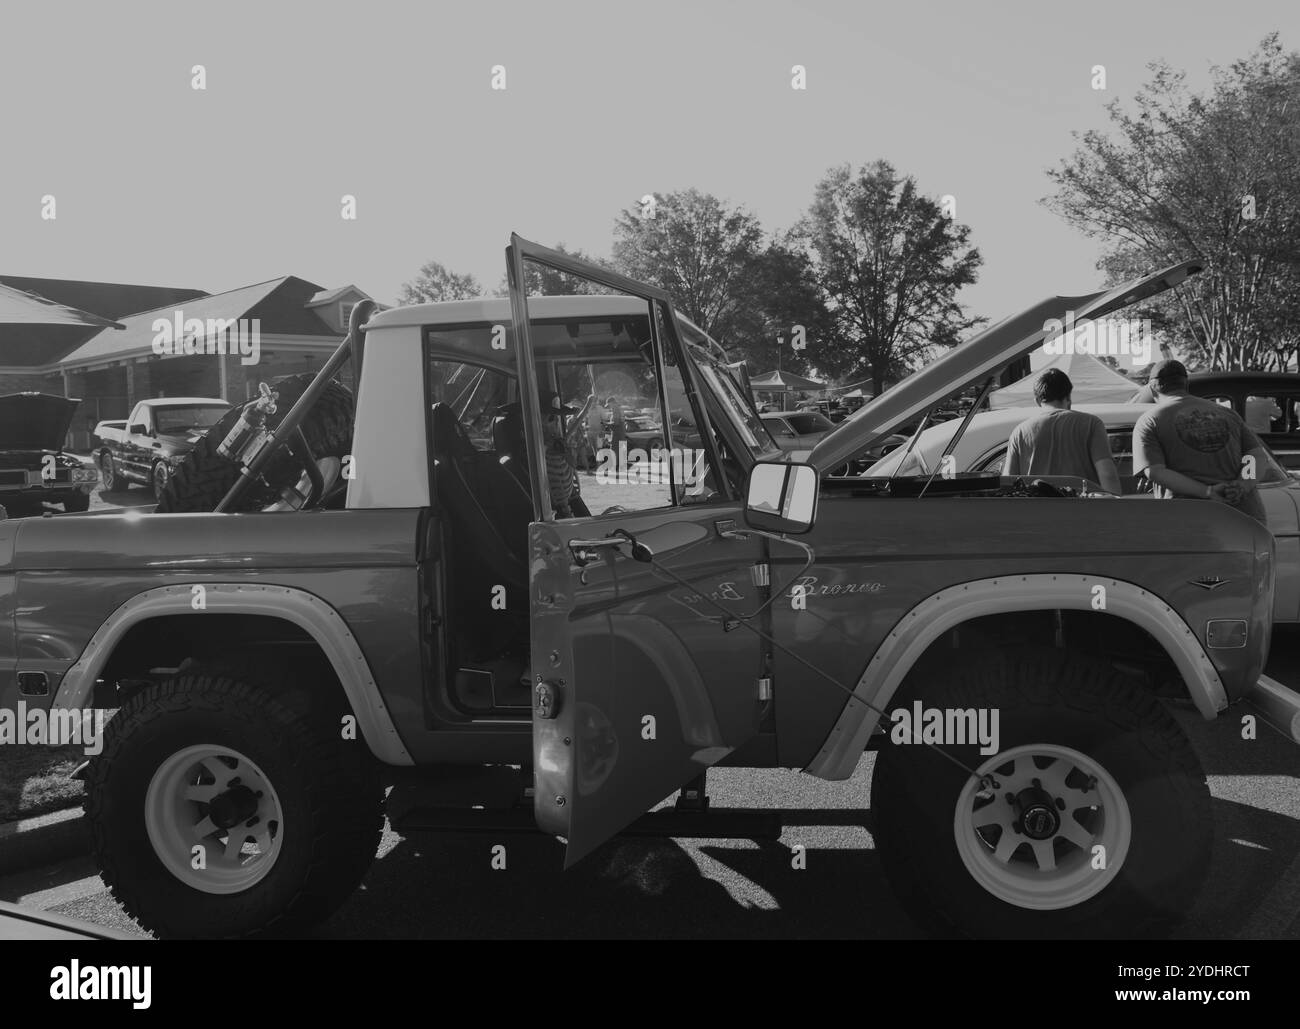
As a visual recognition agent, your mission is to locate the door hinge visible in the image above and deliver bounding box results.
[750,563,770,587]
[757,677,773,701]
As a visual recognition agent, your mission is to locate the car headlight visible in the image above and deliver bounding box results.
[72,468,99,483]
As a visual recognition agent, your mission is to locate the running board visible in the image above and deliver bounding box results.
[391,806,783,841]
[1245,675,1300,744]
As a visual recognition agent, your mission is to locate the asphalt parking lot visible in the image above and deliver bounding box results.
[2,624,1296,940]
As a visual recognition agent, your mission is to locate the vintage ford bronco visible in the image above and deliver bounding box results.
[5,240,1296,939]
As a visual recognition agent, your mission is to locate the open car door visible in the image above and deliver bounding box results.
[506,235,769,865]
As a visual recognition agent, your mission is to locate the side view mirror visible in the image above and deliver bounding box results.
[129,424,147,435]
[744,461,818,535]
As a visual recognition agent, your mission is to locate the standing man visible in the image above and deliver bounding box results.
[1006,368,1122,493]
[582,392,604,471]
[1132,360,1283,525]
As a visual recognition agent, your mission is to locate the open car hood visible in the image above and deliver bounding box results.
[0,393,80,452]
[807,260,1203,474]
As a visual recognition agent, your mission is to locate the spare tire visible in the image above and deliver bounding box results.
[155,373,354,513]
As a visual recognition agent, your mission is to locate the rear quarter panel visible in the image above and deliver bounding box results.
[0,510,427,749]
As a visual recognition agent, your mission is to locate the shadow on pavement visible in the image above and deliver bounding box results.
[315,826,918,939]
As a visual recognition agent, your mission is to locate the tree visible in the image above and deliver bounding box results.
[612,189,767,345]
[733,237,836,373]
[794,161,983,394]
[610,189,834,369]
[399,260,482,304]
[493,243,609,297]
[1045,35,1300,371]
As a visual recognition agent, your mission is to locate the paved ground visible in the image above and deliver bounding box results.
[2,632,1295,940]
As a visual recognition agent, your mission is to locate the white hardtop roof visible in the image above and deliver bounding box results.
[136,397,231,407]
[365,294,652,331]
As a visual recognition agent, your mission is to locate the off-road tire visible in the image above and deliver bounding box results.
[85,669,383,938]
[154,373,353,513]
[870,648,1211,939]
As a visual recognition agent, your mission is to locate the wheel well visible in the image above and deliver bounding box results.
[903,609,1184,700]
[96,614,351,717]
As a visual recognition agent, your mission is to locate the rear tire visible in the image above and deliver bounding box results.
[870,648,1211,939]
[155,374,353,513]
[85,670,384,938]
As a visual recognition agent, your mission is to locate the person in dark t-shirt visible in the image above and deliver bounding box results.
[1132,360,1284,525]
[1006,369,1121,493]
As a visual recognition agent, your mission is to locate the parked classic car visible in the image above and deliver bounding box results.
[860,402,1300,623]
[0,393,99,515]
[93,396,230,497]
[760,409,835,450]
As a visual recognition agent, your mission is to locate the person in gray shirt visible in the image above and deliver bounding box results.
[1133,359,1284,525]
[1006,369,1122,493]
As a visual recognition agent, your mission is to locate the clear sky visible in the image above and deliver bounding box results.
[2,0,1296,331]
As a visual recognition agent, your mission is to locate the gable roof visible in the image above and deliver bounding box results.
[59,276,330,369]
[0,276,207,320]
[306,284,368,307]
[0,283,125,329]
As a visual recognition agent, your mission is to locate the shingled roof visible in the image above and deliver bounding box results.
[0,276,207,320]
[60,276,337,370]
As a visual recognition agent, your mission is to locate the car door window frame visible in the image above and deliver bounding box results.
[506,235,735,520]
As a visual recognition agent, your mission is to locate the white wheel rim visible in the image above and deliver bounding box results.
[144,744,285,894]
[953,743,1130,911]
[154,464,169,492]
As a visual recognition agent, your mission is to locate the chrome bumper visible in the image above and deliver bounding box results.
[1245,675,1300,744]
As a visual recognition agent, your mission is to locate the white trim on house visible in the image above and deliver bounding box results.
[61,333,340,374]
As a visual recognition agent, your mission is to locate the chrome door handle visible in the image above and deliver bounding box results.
[567,535,630,566]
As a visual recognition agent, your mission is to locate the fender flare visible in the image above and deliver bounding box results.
[804,573,1226,781]
[50,582,413,766]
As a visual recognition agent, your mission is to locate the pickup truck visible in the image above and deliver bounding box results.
[93,396,230,497]
[11,240,1297,941]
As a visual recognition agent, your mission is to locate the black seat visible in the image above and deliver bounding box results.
[492,403,531,491]
[430,403,527,595]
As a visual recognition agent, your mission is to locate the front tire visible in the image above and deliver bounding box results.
[85,671,384,938]
[870,649,1211,939]
[151,460,171,498]
[99,453,120,493]
[62,492,91,513]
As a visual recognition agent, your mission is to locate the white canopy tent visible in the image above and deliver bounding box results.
[990,352,1139,409]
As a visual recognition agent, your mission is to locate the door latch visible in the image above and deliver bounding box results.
[567,535,629,567]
